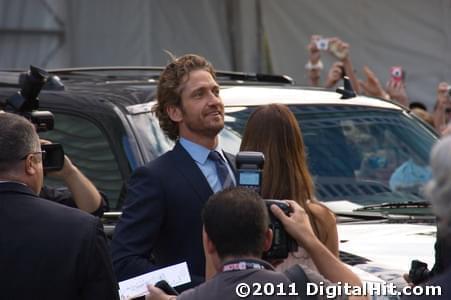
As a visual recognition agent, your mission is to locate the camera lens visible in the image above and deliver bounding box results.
[392,69,401,77]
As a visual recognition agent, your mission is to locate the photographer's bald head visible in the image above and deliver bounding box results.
[0,112,44,194]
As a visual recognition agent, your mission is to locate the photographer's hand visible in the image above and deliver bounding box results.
[145,285,174,300]
[386,79,409,106]
[433,82,450,132]
[306,35,322,87]
[272,201,365,298]
[328,37,361,93]
[270,200,316,247]
[40,139,103,213]
[359,66,389,99]
[308,35,321,65]
[325,61,345,89]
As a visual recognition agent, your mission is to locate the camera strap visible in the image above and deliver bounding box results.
[222,259,272,272]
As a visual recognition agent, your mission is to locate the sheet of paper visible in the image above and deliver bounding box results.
[118,262,191,300]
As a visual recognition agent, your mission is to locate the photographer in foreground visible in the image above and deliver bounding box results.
[0,64,108,217]
[0,112,118,299]
[146,187,365,300]
[0,110,108,216]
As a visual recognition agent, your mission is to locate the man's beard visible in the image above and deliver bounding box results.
[184,118,224,138]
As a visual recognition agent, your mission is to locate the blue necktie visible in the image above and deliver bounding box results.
[208,151,234,189]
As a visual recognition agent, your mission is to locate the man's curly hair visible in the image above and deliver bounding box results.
[152,54,216,141]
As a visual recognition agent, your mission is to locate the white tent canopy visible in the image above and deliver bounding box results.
[1,0,450,108]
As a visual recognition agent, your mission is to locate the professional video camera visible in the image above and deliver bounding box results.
[3,65,64,171]
[236,151,297,260]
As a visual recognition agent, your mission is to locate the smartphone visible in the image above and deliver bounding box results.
[390,66,405,83]
[315,38,329,50]
[41,143,65,172]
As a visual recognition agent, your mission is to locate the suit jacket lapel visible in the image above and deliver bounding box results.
[170,142,214,201]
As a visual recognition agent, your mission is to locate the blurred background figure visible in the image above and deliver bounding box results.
[359,65,410,106]
[306,35,360,93]
[411,108,434,128]
[433,82,451,134]
[404,136,451,299]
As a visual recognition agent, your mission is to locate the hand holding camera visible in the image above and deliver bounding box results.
[270,200,317,250]
[386,67,408,106]
[236,152,298,260]
[328,37,350,61]
[390,66,405,83]
[325,61,345,88]
[308,35,322,64]
[436,82,450,106]
[39,139,65,173]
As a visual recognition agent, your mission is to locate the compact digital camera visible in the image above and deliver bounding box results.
[390,66,405,83]
[236,151,297,260]
[315,37,329,50]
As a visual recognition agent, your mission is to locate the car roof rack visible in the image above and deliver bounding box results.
[45,67,294,85]
[215,71,294,85]
[1,67,294,87]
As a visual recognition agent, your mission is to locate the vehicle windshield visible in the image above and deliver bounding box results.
[223,105,437,206]
[133,104,438,207]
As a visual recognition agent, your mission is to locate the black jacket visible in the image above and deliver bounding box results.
[0,182,119,300]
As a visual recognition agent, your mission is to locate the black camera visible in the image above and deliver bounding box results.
[236,151,264,194]
[262,199,298,260]
[408,260,430,285]
[4,65,54,132]
[3,65,64,171]
[41,143,65,172]
[236,151,297,260]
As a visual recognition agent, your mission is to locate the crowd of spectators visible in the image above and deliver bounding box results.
[305,35,451,136]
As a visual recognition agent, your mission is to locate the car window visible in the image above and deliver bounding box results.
[223,105,437,205]
[129,110,242,159]
[128,112,175,163]
[39,113,123,207]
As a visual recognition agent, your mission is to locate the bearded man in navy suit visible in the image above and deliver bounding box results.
[111,54,236,290]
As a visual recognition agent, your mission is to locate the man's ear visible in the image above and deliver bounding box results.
[24,155,38,176]
[263,228,273,252]
[166,105,183,123]
[203,228,217,255]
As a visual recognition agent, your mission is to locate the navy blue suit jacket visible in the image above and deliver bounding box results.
[111,142,236,289]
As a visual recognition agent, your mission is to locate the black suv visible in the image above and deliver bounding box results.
[0,67,439,282]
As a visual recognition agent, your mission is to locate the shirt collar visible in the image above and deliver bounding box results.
[179,137,225,164]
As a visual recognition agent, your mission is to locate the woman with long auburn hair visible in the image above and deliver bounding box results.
[240,103,338,271]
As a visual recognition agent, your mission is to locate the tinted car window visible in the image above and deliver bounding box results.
[39,113,123,205]
[223,105,437,205]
